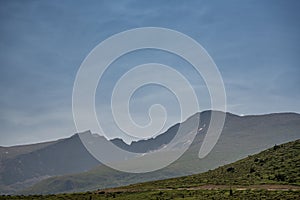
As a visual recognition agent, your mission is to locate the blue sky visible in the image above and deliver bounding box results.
[0,0,300,146]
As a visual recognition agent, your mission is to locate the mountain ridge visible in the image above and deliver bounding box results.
[14,139,300,200]
[2,110,300,149]
[19,111,300,194]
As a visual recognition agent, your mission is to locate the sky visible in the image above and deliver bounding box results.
[0,0,300,146]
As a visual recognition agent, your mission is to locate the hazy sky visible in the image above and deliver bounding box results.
[0,0,300,146]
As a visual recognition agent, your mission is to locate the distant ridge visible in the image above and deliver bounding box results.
[20,111,300,195]
[0,134,100,194]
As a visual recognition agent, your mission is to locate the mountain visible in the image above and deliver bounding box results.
[0,134,100,194]
[0,140,58,161]
[0,119,187,194]
[110,122,180,153]
[4,139,300,200]
[22,111,300,194]
[0,111,202,194]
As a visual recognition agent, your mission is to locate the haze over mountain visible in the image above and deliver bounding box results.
[0,111,298,195]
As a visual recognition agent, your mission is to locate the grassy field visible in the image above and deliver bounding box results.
[1,189,299,200]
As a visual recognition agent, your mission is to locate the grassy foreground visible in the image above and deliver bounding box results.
[0,189,300,200]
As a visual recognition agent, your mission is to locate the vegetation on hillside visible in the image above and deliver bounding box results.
[1,189,300,200]
[118,139,300,190]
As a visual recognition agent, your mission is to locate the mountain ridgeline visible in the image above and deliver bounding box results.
[19,111,300,194]
[3,138,300,200]
[0,134,100,194]
[0,111,299,195]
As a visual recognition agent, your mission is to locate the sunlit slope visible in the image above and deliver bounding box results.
[118,139,300,190]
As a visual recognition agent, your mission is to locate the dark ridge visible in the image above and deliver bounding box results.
[111,123,180,153]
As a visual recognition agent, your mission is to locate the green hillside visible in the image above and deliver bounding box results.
[115,139,300,190]
[1,189,299,200]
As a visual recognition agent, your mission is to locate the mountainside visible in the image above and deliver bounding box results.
[22,111,300,194]
[0,134,100,194]
[0,140,58,161]
[116,139,300,191]
[0,115,193,195]
[0,111,200,194]
[110,122,180,153]
[5,139,300,200]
